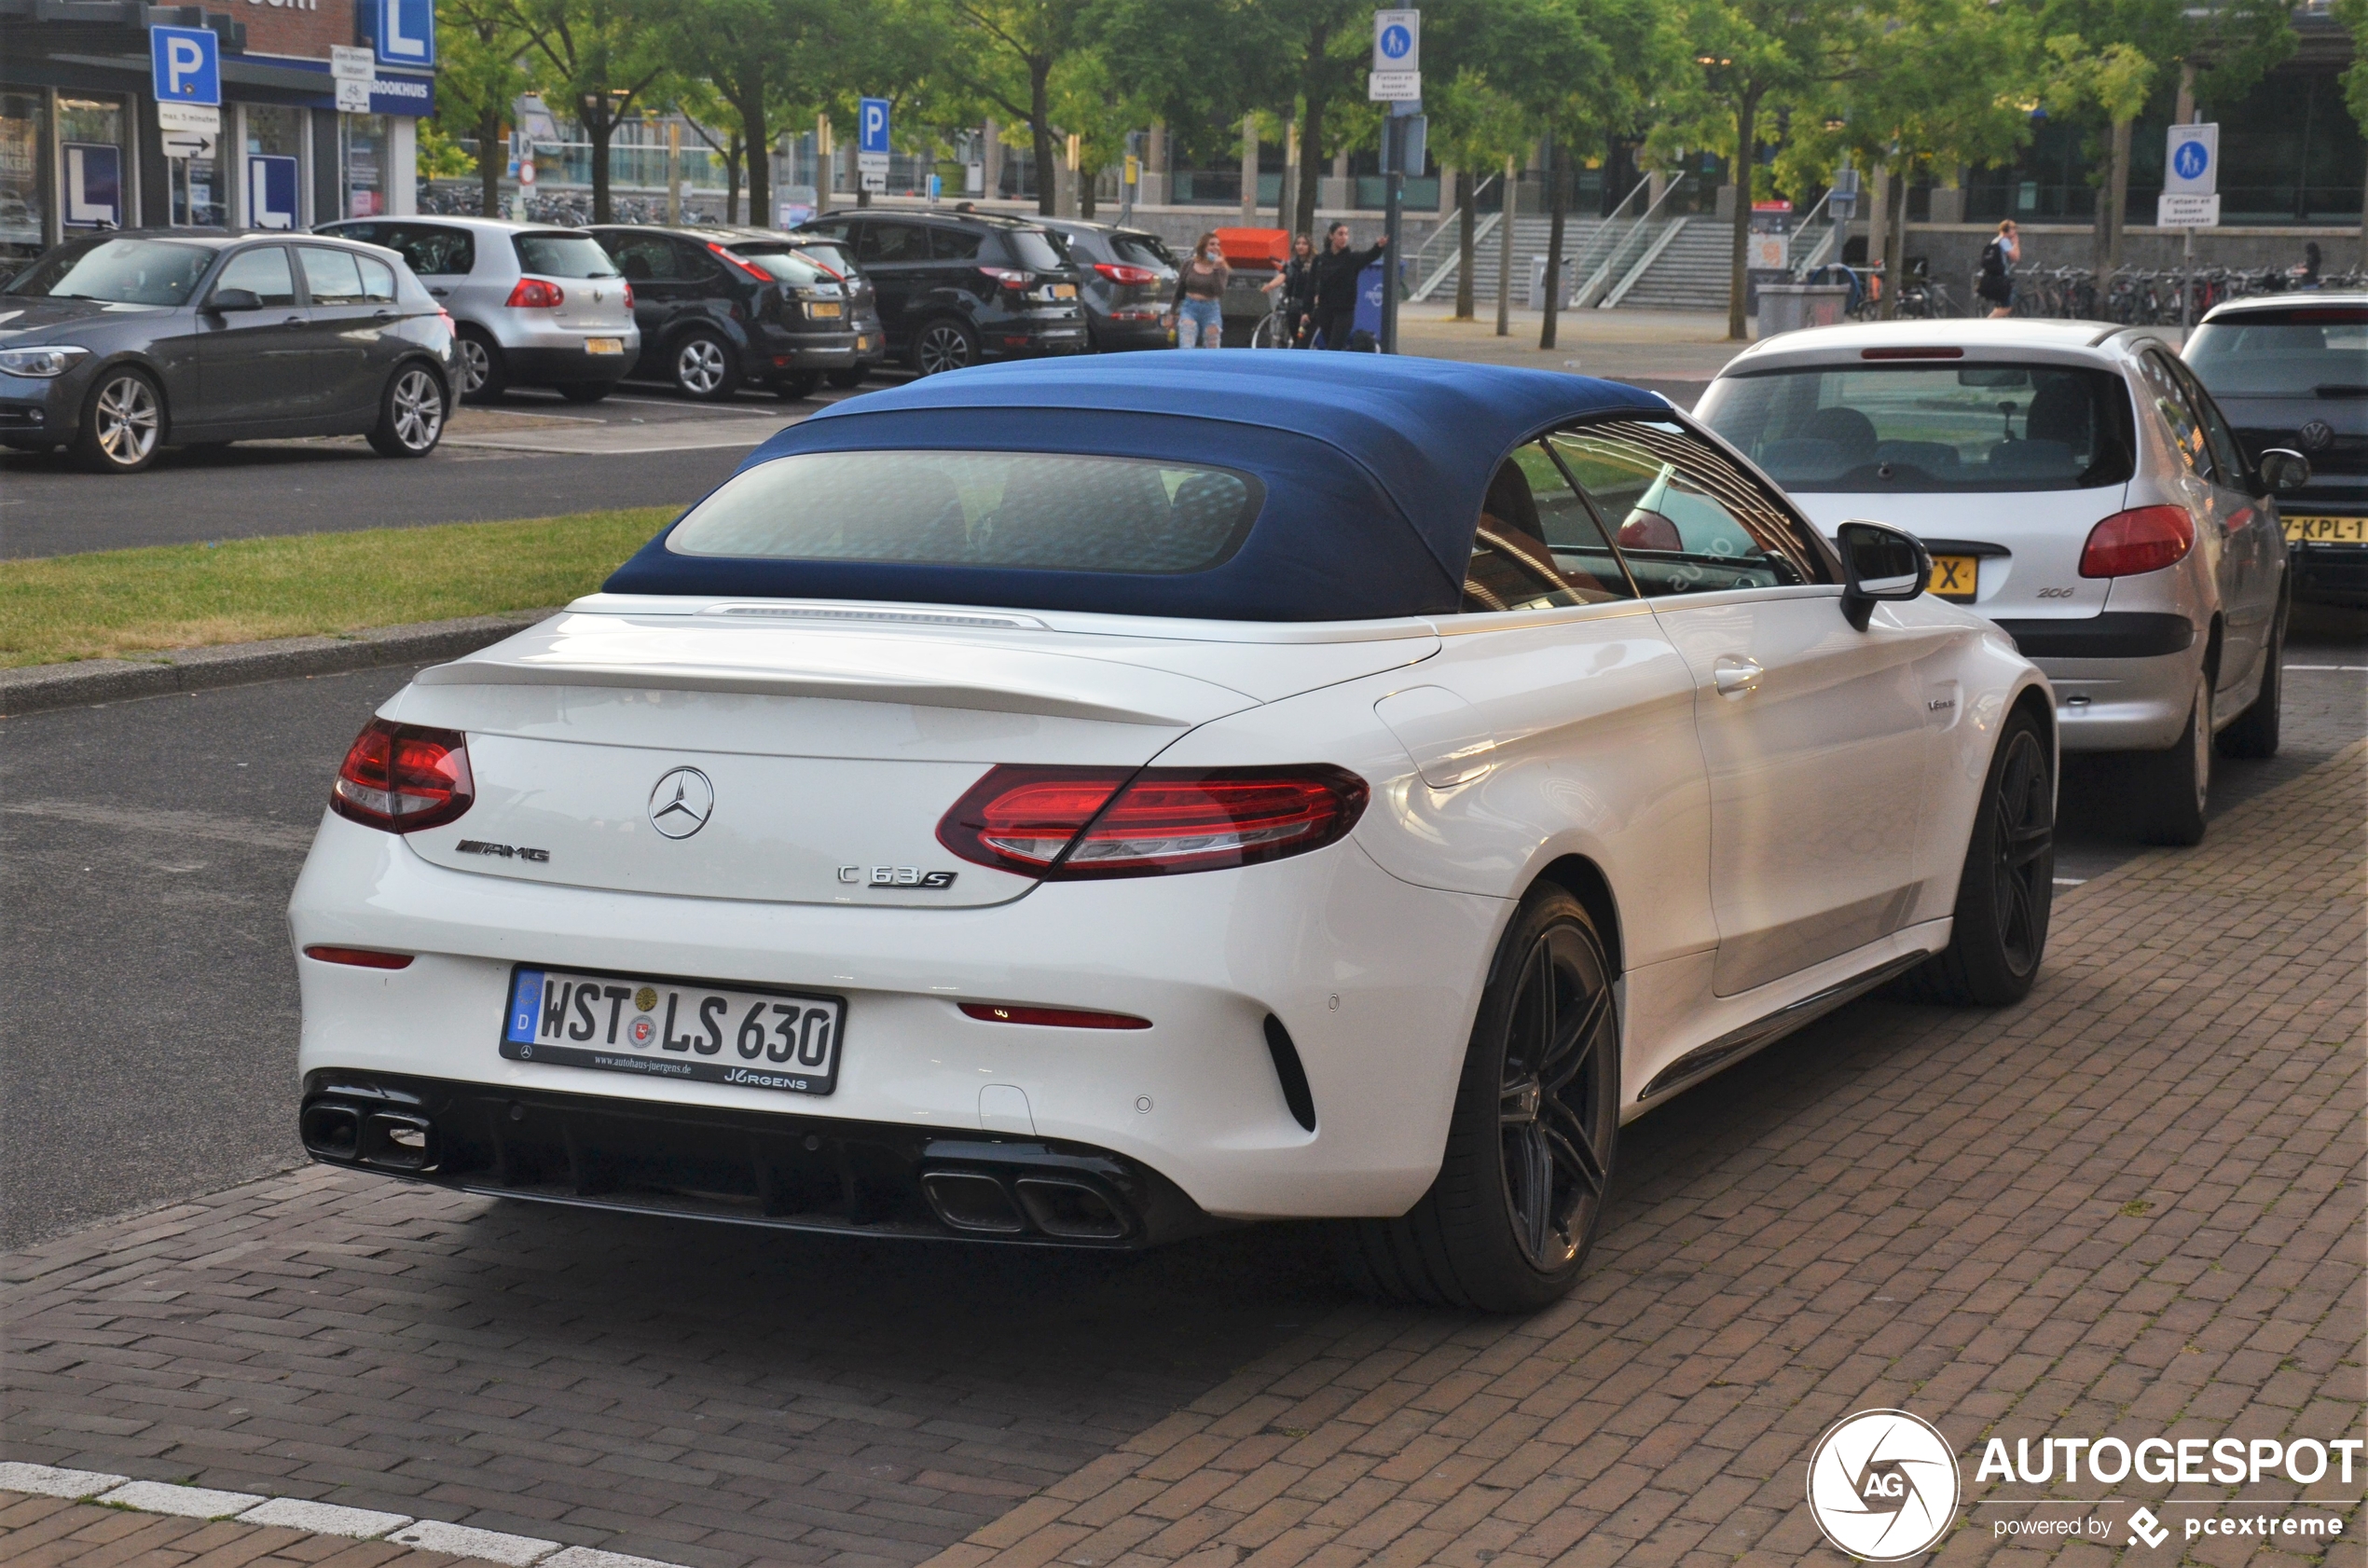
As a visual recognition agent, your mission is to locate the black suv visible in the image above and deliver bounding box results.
[585,225,886,401]
[793,210,1086,375]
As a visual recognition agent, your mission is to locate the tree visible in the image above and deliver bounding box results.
[947,0,1098,215]
[659,0,839,226]
[436,0,537,217]
[2337,0,2368,266]
[1425,73,1529,319]
[514,0,676,222]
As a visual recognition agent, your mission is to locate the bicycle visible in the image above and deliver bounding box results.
[1250,296,1308,349]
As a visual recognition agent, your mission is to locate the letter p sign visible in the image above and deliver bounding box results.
[150,25,220,107]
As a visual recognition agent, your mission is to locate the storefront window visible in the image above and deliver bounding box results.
[170,147,222,228]
[0,91,43,259]
[243,105,305,229]
[341,113,386,218]
[57,96,128,233]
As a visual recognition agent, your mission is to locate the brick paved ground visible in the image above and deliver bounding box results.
[7,741,2362,1568]
[0,1491,469,1568]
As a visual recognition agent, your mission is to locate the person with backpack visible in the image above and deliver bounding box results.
[1309,223,1387,350]
[1977,220,2019,319]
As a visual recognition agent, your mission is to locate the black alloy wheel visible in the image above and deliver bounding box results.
[1342,887,1620,1312]
[455,326,506,402]
[1901,708,2054,1006]
[912,318,980,377]
[73,366,164,474]
[366,365,447,458]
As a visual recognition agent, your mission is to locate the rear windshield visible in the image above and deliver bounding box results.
[724,243,831,285]
[667,451,1262,573]
[1110,233,1175,269]
[1003,230,1068,271]
[1701,363,2136,491]
[6,237,213,305]
[2186,308,2368,398]
[789,241,858,279]
[513,232,620,279]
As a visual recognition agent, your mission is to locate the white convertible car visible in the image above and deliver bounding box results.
[290,355,2055,1311]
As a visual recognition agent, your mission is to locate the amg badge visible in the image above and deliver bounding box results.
[456,840,550,863]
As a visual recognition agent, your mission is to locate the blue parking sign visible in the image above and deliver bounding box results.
[375,0,434,68]
[859,97,890,155]
[150,25,219,106]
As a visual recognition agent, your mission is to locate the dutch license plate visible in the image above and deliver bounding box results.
[1050,283,1078,299]
[2284,514,2368,544]
[502,965,843,1095]
[585,337,626,355]
[1926,554,1979,600]
[807,301,844,319]
[856,336,873,351]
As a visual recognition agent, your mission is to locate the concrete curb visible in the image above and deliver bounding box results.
[0,609,558,718]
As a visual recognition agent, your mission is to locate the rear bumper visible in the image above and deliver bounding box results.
[2292,543,2368,604]
[502,343,637,386]
[750,324,872,371]
[298,1071,1219,1248]
[984,318,1090,358]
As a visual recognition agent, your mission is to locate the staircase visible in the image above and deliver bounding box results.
[1609,221,1737,312]
[1414,216,1611,305]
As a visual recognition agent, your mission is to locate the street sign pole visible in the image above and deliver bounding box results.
[2163,122,2218,334]
[1383,117,1403,353]
[1370,9,1419,353]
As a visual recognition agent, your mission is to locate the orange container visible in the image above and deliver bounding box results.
[1214,227,1290,268]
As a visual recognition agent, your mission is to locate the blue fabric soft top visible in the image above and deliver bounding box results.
[603,351,1666,622]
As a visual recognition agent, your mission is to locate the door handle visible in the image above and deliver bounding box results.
[372,310,394,322]
[428,287,450,296]
[1713,656,1764,697]
[282,315,304,328]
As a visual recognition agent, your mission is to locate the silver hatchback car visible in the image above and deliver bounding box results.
[313,216,639,403]
[1697,319,2308,846]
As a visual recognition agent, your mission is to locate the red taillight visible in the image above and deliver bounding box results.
[505,277,564,309]
[2080,504,2196,578]
[978,267,1030,288]
[708,242,774,282]
[331,718,475,832]
[958,1002,1151,1029]
[936,764,1368,879]
[303,945,414,970]
[622,281,634,309]
[1861,346,1963,360]
[1093,263,1158,285]
[436,309,455,331]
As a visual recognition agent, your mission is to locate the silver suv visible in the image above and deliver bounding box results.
[313,216,639,403]
[1698,319,2307,846]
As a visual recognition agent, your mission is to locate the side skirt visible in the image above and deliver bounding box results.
[1632,950,1932,1107]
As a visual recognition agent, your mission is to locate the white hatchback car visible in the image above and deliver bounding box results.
[1698,320,2306,845]
[290,355,2052,1311]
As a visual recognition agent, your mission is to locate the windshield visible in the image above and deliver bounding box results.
[2187,308,2368,398]
[5,238,213,305]
[1700,363,2137,491]
[667,450,1261,573]
[725,244,830,285]
[512,232,620,279]
[1005,230,1068,272]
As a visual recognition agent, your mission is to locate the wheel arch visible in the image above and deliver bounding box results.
[84,355,173,443]
[1524,854,1626,979]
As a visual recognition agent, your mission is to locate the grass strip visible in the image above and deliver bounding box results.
[0,508,675,670]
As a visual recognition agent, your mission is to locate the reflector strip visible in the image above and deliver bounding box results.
[303,946,414,970]
[959,1002,1150,1029]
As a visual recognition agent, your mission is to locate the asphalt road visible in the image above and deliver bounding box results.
[4,625,2359,1250]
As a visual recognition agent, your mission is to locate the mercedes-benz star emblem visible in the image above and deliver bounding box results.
[2300,419,2335,452]
[648,767,714,840]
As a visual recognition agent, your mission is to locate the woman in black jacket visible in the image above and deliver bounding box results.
[1260,232,1318,347]
[1309,223,1387,350]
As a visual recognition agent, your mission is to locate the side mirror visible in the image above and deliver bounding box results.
[1837,519,1933,631]
[2258,447,2312,493]
[206,287,262,313]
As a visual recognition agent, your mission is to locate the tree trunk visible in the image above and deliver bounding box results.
[1727,89,1759,339]
[1877,168,1902,320]
[1293,24,1330,241]
[2106,117,2134,273]
[726,132,743,225]
[1496,153,1514,337]
[1540,131,1566,350]
[478,104,503,218]
[737,89,770,225]
[1031,59,1057,217]
[1454,168,1475,320]
[2359,159,2367,273]
[1080,157,1096,219]
[589,111,613,223]
[1888,167,1908,310]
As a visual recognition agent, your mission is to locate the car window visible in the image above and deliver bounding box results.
[674,238,727,281]
[355,254,397,302]
[931,227,983,261]
[380,223,474,276]
[2137,351,2214,481]
[1110,233,1175,269]
[2186,306,2368,397]
[214,245,296,307]
[1700,363,2137,492]
[667,450,1263,573]
[724,243,828,285]
[1458,442,1636,612]
[2170,357,2251,487]
[513,232,620,279]
[1005,230,1067,271]
[860,222,931,264]
[792,241,858,280]
[1550,419,1823,598]
[600,231,679,282]
[298,246,368,306]
[5,237,213,305]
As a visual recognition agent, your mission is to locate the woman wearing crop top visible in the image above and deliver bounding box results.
[1166,232,1230,349]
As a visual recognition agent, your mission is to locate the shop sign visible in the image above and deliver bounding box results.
[248,155,299,228]
[63,144,121,227]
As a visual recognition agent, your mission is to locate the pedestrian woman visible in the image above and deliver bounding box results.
[1309,222,1387,350]
[1977,219,2019,319]
[1260,231,1317,347]
[1167,231,1230,349]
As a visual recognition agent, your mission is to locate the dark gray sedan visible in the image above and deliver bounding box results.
[0,231,457,474]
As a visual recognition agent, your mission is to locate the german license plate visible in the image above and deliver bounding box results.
[807,301,843,318]
[502,966,843,1095]
[585,337,626,355]
[2284,514,2368,543]
[1050,283,1078,299]
[1926,554,1979,600]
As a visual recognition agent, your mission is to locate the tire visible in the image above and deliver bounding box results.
[1341,887,1620,1314]
[555,381,613,404]
[2129,669,2211,846]
[2217,593,2285,760]
[670,331,740,401]
[72,366,164,474]
[768,370,822,400]
[910,317,980,377]
[455,326,506,403]
[365,364,447,458]
[1900,709,2054,1006]
[825,366,868,390]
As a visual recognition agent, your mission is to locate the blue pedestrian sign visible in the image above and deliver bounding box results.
[1379,22,1411,58]
[859,97,890,155]
[2172,141,2207,180]
[2164,123,2218,197]
[150,25,220,107]
[1370,9,1420,71]
[374,0,434,68]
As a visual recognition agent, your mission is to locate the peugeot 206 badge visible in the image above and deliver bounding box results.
[648,767,714,839]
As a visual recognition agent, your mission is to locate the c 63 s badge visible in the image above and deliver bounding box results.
[840,866,958,889]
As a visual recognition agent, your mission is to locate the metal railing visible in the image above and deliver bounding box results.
[1577,172,1688,309]
[1408,172,1501,302]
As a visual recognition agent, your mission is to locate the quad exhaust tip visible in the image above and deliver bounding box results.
[301,1104,433,1173]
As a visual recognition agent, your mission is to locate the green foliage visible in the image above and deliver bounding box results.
[416,118,479,179]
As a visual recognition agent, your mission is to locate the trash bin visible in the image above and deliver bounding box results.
[1755,282,1852,337]
[1526,254,1576,309]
